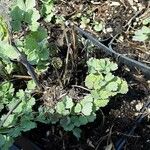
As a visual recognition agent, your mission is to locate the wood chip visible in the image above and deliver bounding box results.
[127,0,134,6]
[110,1,120,6]
[135,102,143,111]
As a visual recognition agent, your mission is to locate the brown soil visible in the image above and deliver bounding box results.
[15,1,150,150]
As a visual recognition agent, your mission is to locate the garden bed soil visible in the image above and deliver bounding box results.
[13,0,150,149]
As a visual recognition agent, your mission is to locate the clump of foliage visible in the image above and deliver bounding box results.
[0,57,128,148]
[11,0,40,31]
[0,82,36,149]
[133,17,150,42]
[73,9,104,32]
[0,0,129,149]
[36,58,128,139]
[40,0,55,22]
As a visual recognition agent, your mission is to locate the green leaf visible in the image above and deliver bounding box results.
[94,99,109,108]
[118,80,128,94]
[74,103,82,113]
[0,16,9,42]
[27,97,36,109]
[62,110,70,116]
[0,103,4,112]
[21,120,36,132]
[106,82,118,92]
[65,96,74,109]
[45,13,54,22]
[27,80,36,90]
[0,134,5,147]
[16,89,25,98]
[1,114,15,127]
[105,73,115,81]
[81,102,93,116]
[71,116,81,127]
[85,74,97,89]
[80,16,90,28]
[0,41,19,60]
[63,123,74,131]
[29,9,40,31]
[8,127,21,138]
[82,94,93,103]
[133,26,150,42]
[143,17,150,25]
[109,62,118,71]
[25,0,36,10]
[133,34,148,42]
[99,90,110,99]
[93,22,103,32]
[12,100,24,113]
[141,26,150,34]
[56,101,65,114]
[13,0,26,10]
[11,0,40,31]
[72,128,82,140]
[87,57,118,74]
[79,116,88,125]
[23,27,49,70]
[91,90,100,100]
[86,113,96,122]
[60,117,71,126]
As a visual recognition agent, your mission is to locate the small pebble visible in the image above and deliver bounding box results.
[147,108,150,114]
[135,102,143,111]
[133,22,137,26]
[106,13,110,16]
[106,27,113,32]
[103,28,107,34]
[118,35,124,42]
[110,1,120,6]
[130,100,136,105]
[132,6,138,11]
[129,10,132,14]
[134,0,138,2]
[146,140,150,143]
[136,17,140,22]
[135,112,139,116]
[114,10,118,14]
[128,0,134,6]
[137,3,144,11]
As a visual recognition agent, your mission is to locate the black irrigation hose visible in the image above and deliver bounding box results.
[74,25,150,79]
[115,96,150,150]
[11,42,42,90]
[74,25,150,149]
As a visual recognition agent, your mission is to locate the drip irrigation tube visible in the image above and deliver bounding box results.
[11,42,42,90]
[74,25,150,149]
[115,96,150,150]
[74,25,150,79]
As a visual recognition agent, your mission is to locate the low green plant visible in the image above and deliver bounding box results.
[0,82,36,149]
[22,26,50,72]
[93,21,103,32]
[0,0,129,149]
[40,0,55,22]
[36,58,128,139]
[133,17,150,42]
[11,0,40,31]
[79,16,104,32]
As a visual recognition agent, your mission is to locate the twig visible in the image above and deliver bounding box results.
[73,25,150,79]
[54,67,64,88]
[115,96,150,150]
[13,75,32,79]
[72,85,91,92]
[11,42,42,90]
[0,100,22,127]
[124,9,144,31]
